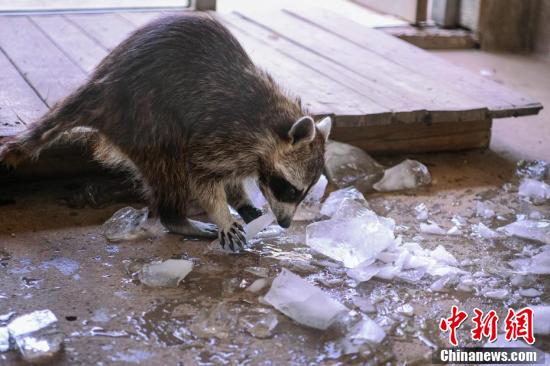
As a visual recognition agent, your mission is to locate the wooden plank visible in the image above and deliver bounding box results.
[118,11,164,28]
[0,16,87,108]
[285,8,543,118]
[221,20,391,124]
[0,50,48,137]
[333,119,491,154]
[64,13,137,51]
[234,9,489,124]
[31,15,108,74]
[220,13,427,125]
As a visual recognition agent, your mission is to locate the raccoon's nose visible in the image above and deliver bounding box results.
[277,217,291,228]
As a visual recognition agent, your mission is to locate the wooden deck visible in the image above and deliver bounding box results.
[0,8,542,172]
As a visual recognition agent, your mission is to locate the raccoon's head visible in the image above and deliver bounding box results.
[259,116,331,228]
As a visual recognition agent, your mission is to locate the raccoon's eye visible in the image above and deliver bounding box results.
[269,175,301,203]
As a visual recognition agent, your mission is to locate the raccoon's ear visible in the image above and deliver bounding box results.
[316,116,332,141]
[288,116,316,145]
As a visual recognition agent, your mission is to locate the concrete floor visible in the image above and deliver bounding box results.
[433,50,550,162]
[0,51,549,364]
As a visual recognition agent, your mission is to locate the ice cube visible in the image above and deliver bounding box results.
[472,223,501,239]
[530,246,550,274]
[396,268,427,283]
[414,203,428,221]
[419,222,447,235]
[190,303,237,340]
[451,215,466,228]
[518,178,550,205]
[532,305,550,335]
[0,312,15,323]
[402,254,433,270]
[239,311,279,338]
[0,327,10,352]
[516,160,549,181]
[243,178,267,209]
[429,245,458,266]
[373,159,431,192]
[510,245,550,274]
[7,309,63,363]
[481,288,509,299]
[347,261,379,282]
[138,259,193,287]
[446,226,462,236]
[457,276,474,292]
[518,288,541,297]
[529,210,545,220]
[245,211,276,240]
[475,201,495,219]
[331,198,374,220]
[103,206,149,242]
[497,220,550,244]
[347,317,386,344]
[306,215,396,268]
[263,269,348,330]
[402,242,427,256]
[294,175,327,221]
[244,266,269,278]
[374,263,401,280]
[320,187,370,218]
[246,278,268,293]
[352,296,376,313]
[396,304,414,316]
[430,276,452,292]
[324,140,384,189]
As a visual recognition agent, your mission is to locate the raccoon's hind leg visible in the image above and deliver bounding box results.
[159,206,218,238]
[225,180,262,224]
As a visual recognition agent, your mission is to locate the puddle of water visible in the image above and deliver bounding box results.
[40,257,80,276]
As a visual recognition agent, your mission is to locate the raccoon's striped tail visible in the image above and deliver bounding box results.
[0,84,100,167]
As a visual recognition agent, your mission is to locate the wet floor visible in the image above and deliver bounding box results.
[0,147,548,365]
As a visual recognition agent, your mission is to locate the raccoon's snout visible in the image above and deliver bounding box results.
[277,216,292,228]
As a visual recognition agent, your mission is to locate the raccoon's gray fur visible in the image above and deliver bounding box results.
[0,13,331,251]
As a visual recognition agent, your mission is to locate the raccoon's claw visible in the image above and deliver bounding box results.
[219,222,246,252]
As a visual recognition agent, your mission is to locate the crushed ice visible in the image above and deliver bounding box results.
[373,159,431,192]
[324,140,384,190]
[4,309,63,362]
[137,259,193,287]
[263,269,348,330]
[103,206,151,242]
[294,175,328,221]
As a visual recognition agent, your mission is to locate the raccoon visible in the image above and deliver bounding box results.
[0,13,331,251]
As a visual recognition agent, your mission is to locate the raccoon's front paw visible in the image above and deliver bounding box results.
[219,221,246,252]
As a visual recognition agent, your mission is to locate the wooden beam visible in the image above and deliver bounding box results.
[478,0,540,52]
[353,0,428,24]
[194,0,216,11]
[332,119,492,154]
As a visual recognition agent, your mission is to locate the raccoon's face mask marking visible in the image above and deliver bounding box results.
[268,175,303,203]
[260,116,332,228]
